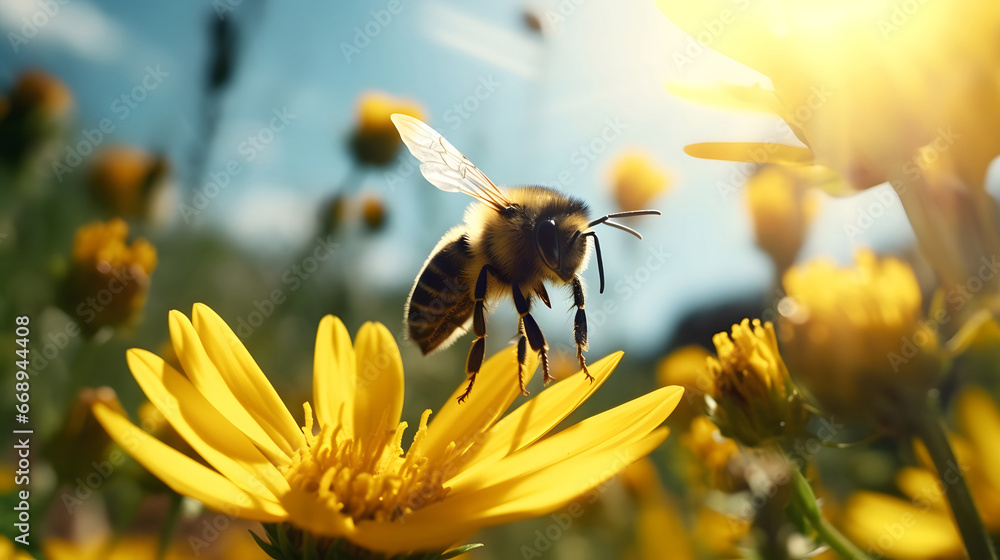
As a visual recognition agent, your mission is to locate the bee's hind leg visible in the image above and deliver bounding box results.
[513,284,551,386]
[460,265,494,404]
[572,276,594,382]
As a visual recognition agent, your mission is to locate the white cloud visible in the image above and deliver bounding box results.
[1,0,125,60]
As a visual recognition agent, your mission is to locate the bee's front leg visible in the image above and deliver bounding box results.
[572,275,593,382]
[460,265,494,403]
[513,284,551,386]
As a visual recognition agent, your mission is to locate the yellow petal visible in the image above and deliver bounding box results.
[191,303,303,458]
[351,322,404,439]
[313,315,357,438]
[126,349,289,498]
[421,347,538,462]
[684,142,815,166]
[460,352,621,471]
[92,403,287,522]
[840,491,962,560]
[450,386,681,491]
[350,429,669,554]
[896,467,948,512]
[667,83,783,115]
[956,387,1000,493]
[168,311,286,460]
[278,486,357,538]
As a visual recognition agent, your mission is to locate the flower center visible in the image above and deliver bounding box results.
[281,404,453,523]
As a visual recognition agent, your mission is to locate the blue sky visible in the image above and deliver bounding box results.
[1,0,923,356]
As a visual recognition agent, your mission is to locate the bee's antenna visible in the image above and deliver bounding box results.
[581,232,605,294]
[587,210,661,240]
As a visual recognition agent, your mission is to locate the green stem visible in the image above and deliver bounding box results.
[157,492,184,560]
[912,395,998,560]
[790,468,872,560]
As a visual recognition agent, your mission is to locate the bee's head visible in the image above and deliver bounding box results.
[535,216,588,284]
[536,209,662,293]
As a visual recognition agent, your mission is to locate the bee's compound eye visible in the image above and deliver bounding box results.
[536,219,560,269]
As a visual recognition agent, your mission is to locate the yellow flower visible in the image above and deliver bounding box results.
[47,387,122,483]
[840,387,1000,559]
[745,165,820,273]
[58,218,157,335]
[779,250,941,425]
[656,345,712,425]
[92,304,683,556]
[88,145,169,217]
[350,92,424,167]
[706,319,810,446]
[657,1,1000,294]
[683,416,744,493]
[657,0,1000,189]
[0,535,35,560]
[608,151,671,213]
[621,458,697,560]
[42,535,202,560]
[360,193,388,232]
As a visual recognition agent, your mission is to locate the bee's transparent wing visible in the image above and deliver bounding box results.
[391,114,512,211]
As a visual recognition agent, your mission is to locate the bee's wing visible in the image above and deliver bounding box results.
[391,114,512,212]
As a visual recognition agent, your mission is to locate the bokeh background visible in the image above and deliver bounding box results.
[3,0,1000,559]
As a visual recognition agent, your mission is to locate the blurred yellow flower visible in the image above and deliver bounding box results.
[779,250,942,425]
[88,145,169,217]
[706,319,810,446]
[621,458,697,560]
[840,387,1000,559]
[92,304,683,557]
[0,535,35,560]
[350,91,424,167]
[47,387,122,484]
[683,415,744,493]
[657,0,1000,298]
[43,535,200,560]
[58,218,157,335]
[656,345,711,424]
[360,193,387,232]
[657,0,1000,190]
[745,165,820,273]
[608,151,671,213]
[0,68,73,165]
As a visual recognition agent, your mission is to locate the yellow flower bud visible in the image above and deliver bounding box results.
[745,164,819,273]
[608,151,670,213]
[87,146,169,217]
[59,219,158,335]
[706,319,811,447]
[350,92,423,167]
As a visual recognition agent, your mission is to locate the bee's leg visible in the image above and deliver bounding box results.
[460,265,493,403]
[516,318,529,396]
[572,275,594,382]
[513,284,551,385]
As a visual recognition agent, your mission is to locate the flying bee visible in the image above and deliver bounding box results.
[392,114,660,403]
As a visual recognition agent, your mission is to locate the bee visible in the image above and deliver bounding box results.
[392,114,660,403]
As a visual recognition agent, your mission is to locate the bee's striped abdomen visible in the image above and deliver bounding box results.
[406,229,475,354]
